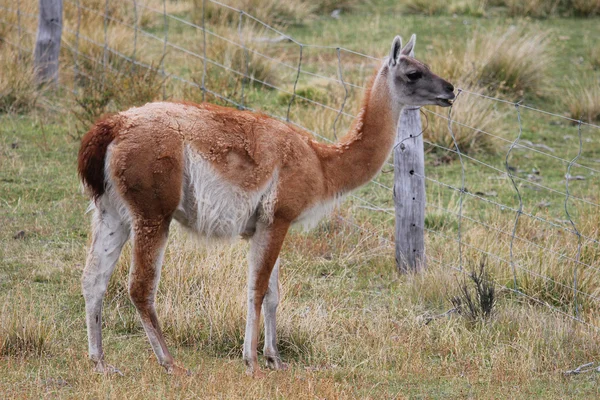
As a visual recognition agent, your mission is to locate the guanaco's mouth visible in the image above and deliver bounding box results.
[436,98,454,107]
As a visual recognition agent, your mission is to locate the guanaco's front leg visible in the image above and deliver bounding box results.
[243,218,290,377]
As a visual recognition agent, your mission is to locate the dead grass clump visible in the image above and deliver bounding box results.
[311,0,361,14]
[468,27,551,96]
[404,0,451,15]
[0,304,52,358]
[192,0,359,28]
[499,0,600,17]
[428,27,550,97]
[404,0,487,16]
[424,84,504,156]
[0,49,39,114]
[591,45,600,70]
[73,60,165,133]
[565,77,600,122]
[571,0,600,15]
[189,22,281,102]
[503,0,561,17]
[193,0,315,28]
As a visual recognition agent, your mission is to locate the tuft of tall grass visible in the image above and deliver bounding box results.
[590,44,600,70]
[192,0,359,28]
[0,302,52,358]
[503,0,561,18]
[404,0,451,15]
[423,84,505,156]
[500,0,600,17]
[151,228,323,361]
[571,0,600,15]
[73,60,165,133]
[468,27,551,96]
[0,49,39,114]
[404,0,488,16]
[192,0,313,27]
[403,0,600,17]
[428,26,551,97]
[565,76,600,122]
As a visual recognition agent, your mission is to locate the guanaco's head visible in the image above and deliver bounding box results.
[386,34,455,107]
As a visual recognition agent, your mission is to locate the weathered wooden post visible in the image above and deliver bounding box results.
[34,0,63,85]
[394,104,426,273]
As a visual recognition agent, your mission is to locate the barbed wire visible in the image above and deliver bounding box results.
[1,0,599,329]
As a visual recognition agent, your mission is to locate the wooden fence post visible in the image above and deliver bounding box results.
[394,106,426,273]
[34,0,63,85]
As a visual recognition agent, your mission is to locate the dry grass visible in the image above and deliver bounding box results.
[503,0,561,17]
[404,0,488,16]
[565,76,600,122]
[1,1,600,397]
[0,297,53,358]
[590,44,600,70]
[423,84,505,155]
[72,60,165,134]
[470,28,551,96]
[191,0,360,28]
[403,0,600,16]
[0,48,39,113]
[571,0,600,15]
[1,113,600,397]
[427,26,551,97]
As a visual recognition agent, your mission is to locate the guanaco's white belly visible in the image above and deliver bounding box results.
[173,146,278,239]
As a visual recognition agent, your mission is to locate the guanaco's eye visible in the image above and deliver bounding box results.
[406,71,422,81]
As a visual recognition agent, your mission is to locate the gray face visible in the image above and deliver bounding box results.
[387,35,455,108]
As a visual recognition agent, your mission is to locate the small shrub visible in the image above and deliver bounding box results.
[450,260,496,322]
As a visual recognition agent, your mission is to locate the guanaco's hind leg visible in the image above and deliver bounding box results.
[262,258,287,370]
[243,219,290,377]
[128,219,187,374]
[82,199,130,374]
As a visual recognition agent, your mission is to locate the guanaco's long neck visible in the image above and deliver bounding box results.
[316,66,404,197]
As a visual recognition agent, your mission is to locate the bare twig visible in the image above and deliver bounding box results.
[564,362,598,376]
[420,308,459,325]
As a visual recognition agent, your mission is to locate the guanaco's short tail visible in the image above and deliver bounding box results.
[77,116,120,201]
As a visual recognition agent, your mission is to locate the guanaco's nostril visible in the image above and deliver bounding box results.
[445,83,455,92]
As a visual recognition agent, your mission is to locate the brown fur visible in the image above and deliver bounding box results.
[78,115,121,201]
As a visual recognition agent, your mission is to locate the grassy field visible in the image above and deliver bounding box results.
[1,0,600,398]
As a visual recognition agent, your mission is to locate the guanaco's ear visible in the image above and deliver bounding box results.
[401,34,416,57]
[389,35,403,66]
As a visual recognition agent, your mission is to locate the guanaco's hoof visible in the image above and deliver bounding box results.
[166,364,192,376]
[245,365,266,379]
[265,356,288,371]
[94,362,124,376]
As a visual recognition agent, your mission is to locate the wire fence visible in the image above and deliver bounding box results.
[1,0,600,330]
